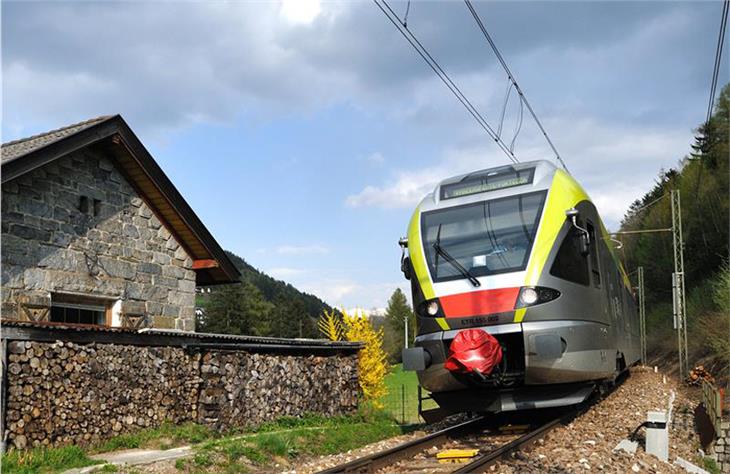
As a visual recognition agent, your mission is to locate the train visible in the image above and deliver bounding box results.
[399,160,640,418]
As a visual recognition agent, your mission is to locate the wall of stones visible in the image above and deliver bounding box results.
[709,420,730,473]
[4,340,360,449]
[1,148,197,331]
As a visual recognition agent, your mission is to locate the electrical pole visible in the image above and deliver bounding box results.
[671,189,689,379]
[638,266,647,364]
[611,189,690,379]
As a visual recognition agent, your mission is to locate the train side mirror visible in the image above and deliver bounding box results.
[565,208,591,255]
[398,237,411,280]
[579,233,590,256]
[401,257,412,280]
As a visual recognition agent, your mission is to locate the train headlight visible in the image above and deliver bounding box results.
[516,286,561,308]
[418,299,443,317]
[520,287,539,305]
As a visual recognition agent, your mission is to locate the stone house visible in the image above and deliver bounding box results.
[1,115,239,331]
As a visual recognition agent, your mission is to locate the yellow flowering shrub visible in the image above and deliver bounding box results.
[318,308,389,407]
[317,308,344,342]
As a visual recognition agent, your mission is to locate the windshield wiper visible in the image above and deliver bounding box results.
[433,225,481,287]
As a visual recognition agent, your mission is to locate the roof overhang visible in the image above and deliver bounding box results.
[1,115,240,285]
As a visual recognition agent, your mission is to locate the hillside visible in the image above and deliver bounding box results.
[618,84,729,383]
[196,250,332,339]
[224,250,332,319]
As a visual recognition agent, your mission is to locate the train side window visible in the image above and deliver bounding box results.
[550,225,590,286]
[587,221,601,288]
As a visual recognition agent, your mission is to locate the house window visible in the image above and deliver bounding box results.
[79,196,90,214]
[50,294,111,326]
[79,196,102,216]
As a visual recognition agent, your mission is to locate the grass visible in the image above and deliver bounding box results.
[93,422,216,453]
[701,456,721,474]
[1,445,102,474]
[2,413,404,473]
[193,410,403,472]
[382,363,438,424]
[93,464,119,472]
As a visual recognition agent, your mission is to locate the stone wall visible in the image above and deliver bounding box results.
[709,420,730,473]
[1,148,197,331]
[4,340,360,449]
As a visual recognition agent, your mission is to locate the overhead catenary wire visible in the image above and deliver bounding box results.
[510,96,525,153]
[695,0,728,204]
[630,193,669,216]
[373,0,520,164]
[464,0,569,172]
[497,80,513,138]
[706,0,729,125]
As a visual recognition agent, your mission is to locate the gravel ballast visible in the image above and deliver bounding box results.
[491,367,703,473]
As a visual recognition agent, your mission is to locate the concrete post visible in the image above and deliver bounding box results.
[646,410,669,462]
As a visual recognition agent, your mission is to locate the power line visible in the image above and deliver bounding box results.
[464,0,569,172]
[695,0,728,204]
[373,0,520,164]
[706,0,729,125]
[631,193,668,216]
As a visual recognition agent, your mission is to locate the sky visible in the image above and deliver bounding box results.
[2,0,727,310]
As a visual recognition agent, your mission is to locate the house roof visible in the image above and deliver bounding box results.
[1,115,240,286]
[2,116,113,164]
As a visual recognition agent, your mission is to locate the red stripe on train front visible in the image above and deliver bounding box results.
[440,287,520,318]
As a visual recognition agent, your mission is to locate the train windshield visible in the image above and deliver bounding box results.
[421,191,546,282]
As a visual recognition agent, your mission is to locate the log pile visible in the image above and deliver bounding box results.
[5,341,199,449]
[4,340,360,450]
[687,365,715,386]
[198,352,360,428]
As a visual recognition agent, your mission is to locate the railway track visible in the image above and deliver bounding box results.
[316,373,627,474]
[316,411,573,474]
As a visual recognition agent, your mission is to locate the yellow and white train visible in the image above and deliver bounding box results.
[400,160,640,415]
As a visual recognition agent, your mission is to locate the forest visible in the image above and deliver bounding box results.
[196,250,331,339]
[619,84,729,379]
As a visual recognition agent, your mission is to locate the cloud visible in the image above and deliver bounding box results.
[300,279,360,304]
[294,274,409,309]
[345,116,691,230]
[345,145,515,209]
[266,267,306,279]
[275,244,329,255]
[3,1,711,141]
[280,0,321,25]
[366,152,385,164]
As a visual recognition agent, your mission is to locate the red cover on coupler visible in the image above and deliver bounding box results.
[444,329,503,376]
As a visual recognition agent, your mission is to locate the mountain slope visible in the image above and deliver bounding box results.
[196,250,332,338]
[224,250,332,319]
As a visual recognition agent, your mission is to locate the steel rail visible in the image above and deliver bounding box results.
[318,374,624,473]
[315,415,487,473]
[452,415,568,473]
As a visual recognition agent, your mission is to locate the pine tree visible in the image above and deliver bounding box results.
[197,282,273,336]
[383,288,416,362]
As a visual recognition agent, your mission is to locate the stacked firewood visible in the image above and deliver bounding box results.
[4,340,199,449]
[687,365,715,385]
[198,352,360,428]
[4,340,360,450]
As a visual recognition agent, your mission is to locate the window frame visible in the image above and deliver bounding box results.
[50,293,113,327]
[421,190,547,283]
[586,220,602,288]
[440,167,536,201]
[549,220,591,287]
